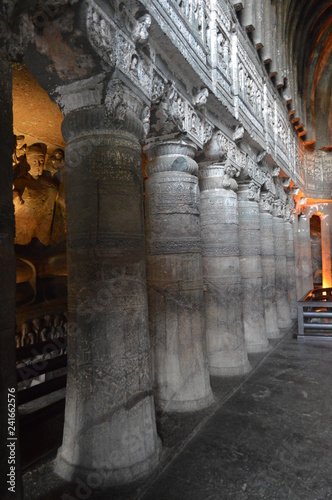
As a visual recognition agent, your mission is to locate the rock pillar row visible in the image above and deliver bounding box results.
[199,162,250,376]
[237,181,270,352]
[272,200,292,328]
[144,140,214,412]
[298,213,313,296]
[259,193,280,339]
[0,58,23,500]
[55,78,161,486]
[284,215,298,320]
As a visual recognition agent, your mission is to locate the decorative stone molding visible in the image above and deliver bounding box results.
[259,192,274,213]
[149,83,213,148]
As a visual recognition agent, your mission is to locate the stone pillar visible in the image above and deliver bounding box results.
[144,140,214,412]
[199,161,250,376]
[285,217,298,319]
[293,214,303,299]
[0,58,23,500]
[237,181,269,352]
[55,78,161,486]
[298,213,313,297]
[259,193,280,339]
[272,201,292,328]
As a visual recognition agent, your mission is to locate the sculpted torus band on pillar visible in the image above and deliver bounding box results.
[144,139,214,412]
[54,76,161,486]
[198,132,250,376]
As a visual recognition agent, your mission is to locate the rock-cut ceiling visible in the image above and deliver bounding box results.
[283,0,332,150]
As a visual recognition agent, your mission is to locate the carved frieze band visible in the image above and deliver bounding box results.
[146,238,201,255]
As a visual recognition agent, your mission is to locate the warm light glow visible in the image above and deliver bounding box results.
[321,216,332,288]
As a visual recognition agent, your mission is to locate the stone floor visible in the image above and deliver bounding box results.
[23,325,332,499]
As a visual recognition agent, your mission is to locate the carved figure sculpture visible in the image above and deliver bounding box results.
[32,318,42,344]
[40,314,53,342]
[13,143,59,246]
[132,13,151,45]
[193,88,209,108]
[21,322,34,347]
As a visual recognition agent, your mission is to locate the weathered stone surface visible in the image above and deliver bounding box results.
[237,183,269,353]
[284,219,298,319]
[55,78,161,486]
[199,160,250,376]
[145,140,214,412]
[259,194,281,339]
[272,203,292,328]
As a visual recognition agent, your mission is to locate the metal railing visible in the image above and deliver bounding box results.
[297,288,332,342]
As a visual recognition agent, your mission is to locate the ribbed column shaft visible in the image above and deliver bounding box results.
[199,164,250,376]
[285,219,298,319]
[237,183,269,352]
[259,195,280,339]
[55,79,161,486]
[144,140,213,412]
[273,204,292,328]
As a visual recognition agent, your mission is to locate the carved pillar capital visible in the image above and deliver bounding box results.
[272,199,285,218]
[238,179,261,202]
[144,139,198,176]
[148,83,214,148]
[56,74,147,145]
[259,192,274,213]
[284,193,296,222]
[199,158,240,192]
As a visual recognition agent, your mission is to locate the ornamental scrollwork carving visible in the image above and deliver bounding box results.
[148,82,213,147]
[104,80,127,125]
[247,181,261,202]
[259,192,274,213]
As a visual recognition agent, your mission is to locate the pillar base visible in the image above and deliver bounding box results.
[266,329,283,340]
[54,439,162,487]
[277,318,293,329]
[246,339,270,353]
[157,392,215,413]
[210,359,251,377]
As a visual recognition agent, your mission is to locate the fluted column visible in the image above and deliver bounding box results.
[55,77,161,485]
[285,216,298,320]
[298,213,314,297]
[272,200,292,328]
[144,140,214,412]
[259,193,280,339]
[199,160,250,376]
[237,181,269,352]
